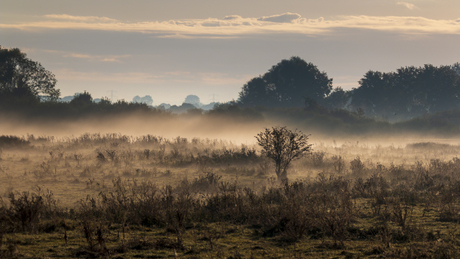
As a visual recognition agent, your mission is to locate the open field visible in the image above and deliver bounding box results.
[2,133,460,258]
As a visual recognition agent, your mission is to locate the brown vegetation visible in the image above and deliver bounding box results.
[1,134,460,257]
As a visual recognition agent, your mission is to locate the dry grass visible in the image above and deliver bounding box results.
[2,134,460,258]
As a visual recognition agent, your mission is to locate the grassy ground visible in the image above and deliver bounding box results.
[2,217,460,258]
[2,134,460,258]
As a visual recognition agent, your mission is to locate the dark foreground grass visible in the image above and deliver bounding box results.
[1,220,460,258]
[2,178,460,259]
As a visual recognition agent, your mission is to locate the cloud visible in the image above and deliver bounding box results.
[222,15,243,20]
[2,13,460,37]
[397,2,418,10]
[65,53,129,63]
[257,13,302,23]
[44,14,117,23]
[101,58,120,62]
[41,49,130,62]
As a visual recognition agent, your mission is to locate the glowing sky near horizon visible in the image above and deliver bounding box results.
[2,0,460,105]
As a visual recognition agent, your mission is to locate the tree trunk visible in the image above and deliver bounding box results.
[279,170,288,184]
[275,161,289,183]
[275,162,282,181]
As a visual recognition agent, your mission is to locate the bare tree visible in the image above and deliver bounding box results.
[256,127,312,182]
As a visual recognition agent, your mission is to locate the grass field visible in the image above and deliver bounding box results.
[1,133,460,258]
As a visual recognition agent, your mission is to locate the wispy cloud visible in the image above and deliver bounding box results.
[257,13,302,23]
[397,2,419,10]
[44,14,117,23]
[64,53,130,63]
[42,49,130,62]
[2,13,460,37]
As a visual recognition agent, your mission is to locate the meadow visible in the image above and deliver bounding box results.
[1,133,460,258]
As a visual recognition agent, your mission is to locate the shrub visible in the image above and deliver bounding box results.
[0,135,29,149]
[8,191,44,232]
[256,127,311,182]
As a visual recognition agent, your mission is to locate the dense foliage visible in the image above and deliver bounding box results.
[238,57,333,108]
[351,65,460,119]
[237,56,460,122]
[0,47,59,102]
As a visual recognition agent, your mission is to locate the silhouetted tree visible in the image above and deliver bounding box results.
[70,91,93,107]
[304,97,328,113]
[0,85,40,108]
[256,127,311,182]
[350,71,388,117]
[0,47,59,100]
[452,62,460,76]
[239,77,277,107]
[208,101,262,120]
[351,65,460,119]
[320,87,351,109]
[239,57,333,107]
[169,103,196,114]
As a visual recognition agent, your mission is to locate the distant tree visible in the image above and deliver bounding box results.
[351,65,460,119]
[132,95,153,106]
[304,97,328,113]
[70,91,93,106]
[169,103,196,114]
[0,83,40,108]
[320,87,351,110]
[355,108,365,119]
[144,95,153,106]
[158,103,171,109]
[350,70,388,116]
[414,65,460,113]
[200,102,219,111]
[452,62,460,76]
[183,95,201,107]
[256,127,312,182]
[97,97,112,106]
[59,96,74,103]
[239,77,277,107]
[208,101,263,120]
[239,57,333,107]
[132,95,141,103]
[0,47,59,100]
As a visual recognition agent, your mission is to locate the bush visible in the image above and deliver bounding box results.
[0,135,29,148]
[8,191,44,233]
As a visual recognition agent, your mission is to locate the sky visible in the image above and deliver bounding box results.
[1,0,460,105]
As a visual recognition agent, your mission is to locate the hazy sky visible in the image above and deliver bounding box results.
[2,0,460,105]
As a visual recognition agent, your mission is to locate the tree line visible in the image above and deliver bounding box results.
[2,46,460,121]
[239,57,460,120]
